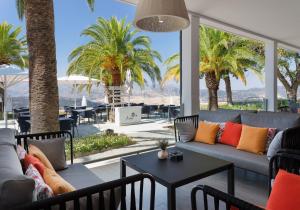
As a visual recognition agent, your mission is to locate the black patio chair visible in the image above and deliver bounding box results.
[160,105,169,118]
[17,116,30,134]
[69,111,79,136]
[83,109,96,124]
[60,119,74,137]
[142,105,151,118]
[191,150,300,210]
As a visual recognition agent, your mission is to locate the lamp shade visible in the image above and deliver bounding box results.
[134,0,190,32]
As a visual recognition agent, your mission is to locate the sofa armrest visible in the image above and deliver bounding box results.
[13,173,155,210]
[174,115,199,142]
[191,185,264,210]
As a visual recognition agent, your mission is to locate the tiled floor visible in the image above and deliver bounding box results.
[88,158,268,210]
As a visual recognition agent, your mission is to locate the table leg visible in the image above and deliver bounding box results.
[227,165,235,195]
[167,186,176,210]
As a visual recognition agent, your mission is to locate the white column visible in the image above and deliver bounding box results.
[181,14,200,116]
[265,41,278,112]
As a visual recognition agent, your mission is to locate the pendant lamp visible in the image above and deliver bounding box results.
[134,0,190,32]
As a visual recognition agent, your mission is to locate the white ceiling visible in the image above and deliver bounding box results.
[121,0,300,50]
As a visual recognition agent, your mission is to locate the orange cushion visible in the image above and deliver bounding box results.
[266,170,300,210]
[43,168,75,195]
[220,122,242,147]
[24,154,46,176]
[29,144,54,170]
[237,125,268,155]
[194,121,219,144]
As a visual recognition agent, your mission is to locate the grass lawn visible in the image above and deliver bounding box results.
[66,133,135,159]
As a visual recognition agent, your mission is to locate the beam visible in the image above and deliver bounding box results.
[181,14,200,116]
[265,41,278,112]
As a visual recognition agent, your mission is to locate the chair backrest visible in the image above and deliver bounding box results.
[14,173,155,210]
[84,110,95,118]
[17,116,31,133]
[70,111,79,124]
[60,119,72,132]
[15,131,74,164]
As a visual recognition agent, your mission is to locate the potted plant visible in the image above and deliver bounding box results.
[157,140,169,159]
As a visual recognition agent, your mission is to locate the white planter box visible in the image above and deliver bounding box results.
[115,106,142,126]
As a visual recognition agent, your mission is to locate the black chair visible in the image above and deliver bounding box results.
[160,105,169,118]
[191,151,300,210]
[142,105,151,118]
[69,111,79,136]
[59,119,74,137]
[83,109,96,123]
[17,116,30,134]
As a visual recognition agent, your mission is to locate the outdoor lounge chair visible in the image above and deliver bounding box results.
[191,150,300,210]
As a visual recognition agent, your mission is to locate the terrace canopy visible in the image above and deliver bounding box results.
[121,0,300,115]
[0,65,28,128]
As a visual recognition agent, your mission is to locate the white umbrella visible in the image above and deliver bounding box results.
[57,75,99,108]
[81,96,87,107]
[0,65,28,128]
[124,70,133,105]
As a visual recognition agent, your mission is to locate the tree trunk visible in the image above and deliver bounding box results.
[287,88,297,102]
[224,76,233,105]
[108,70,122,122]
[24,0,59,133]
[205,72,219,111]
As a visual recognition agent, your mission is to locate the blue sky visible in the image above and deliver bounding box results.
[0,0,264,90]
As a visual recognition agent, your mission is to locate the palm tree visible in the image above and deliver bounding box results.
[162,25,263,110]
[16,0,95,133]
[0,21,28,112]
[220,36,264,105]
[68,17,162,103]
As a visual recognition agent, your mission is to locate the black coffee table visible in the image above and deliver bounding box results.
[120,147,234,210]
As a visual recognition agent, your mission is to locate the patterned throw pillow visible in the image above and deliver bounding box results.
[205,121,225,142]
[25,164,53,201]
[266,128,277,151]
[16,145,27,160]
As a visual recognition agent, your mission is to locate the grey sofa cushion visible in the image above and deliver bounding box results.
[58,164,103,189]
[241,112,300,130]
[28,137,67,171]
[267,130,284,160]
[176,141,269,175]
[176,121,196,142]
[198,110,256,123]
[0,145,35,209]
[58,164,121,210]
[0,128,16,146]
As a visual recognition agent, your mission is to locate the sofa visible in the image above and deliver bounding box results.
[0,130,155,210]
[174,110,300,176]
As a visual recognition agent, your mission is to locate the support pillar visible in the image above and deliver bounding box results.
[181,14,200,116]
[265,41,278,112]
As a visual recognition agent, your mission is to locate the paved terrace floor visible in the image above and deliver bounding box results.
[87,158,268,210]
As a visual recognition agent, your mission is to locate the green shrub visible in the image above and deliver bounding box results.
[66,134,135,159]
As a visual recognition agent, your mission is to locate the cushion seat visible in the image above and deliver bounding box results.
[176,141,269,176]
[57,163,104,190]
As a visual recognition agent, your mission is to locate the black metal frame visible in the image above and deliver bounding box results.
[268,149,300,193]
[174,115,199,142]
[191,185,263,210]
[15,131,74,164]
[13,173,155,210]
